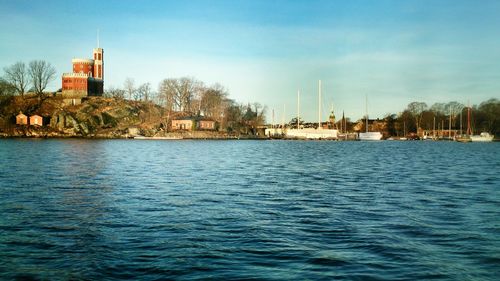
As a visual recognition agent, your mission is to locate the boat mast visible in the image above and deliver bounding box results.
[272,108,275,134]
[297,89,300,130]
[282,104,285,132]
[318,80,322,130]
[433,116,436,139]
[449,107,452,140]
[460,108,462,136]
[467,106,472,136]
[366,95,369,133]
[442,120,444,139]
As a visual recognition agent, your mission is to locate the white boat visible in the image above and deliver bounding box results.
[284,80,337,140]
[470,132,494,142]
[358,95,382,141]
[286,128,337,139]
[454,106,493,143]
[359,131,383,141]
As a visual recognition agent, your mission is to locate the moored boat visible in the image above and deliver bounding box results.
[358,95,382,141]
[284,80,338,140]
[456,106,472,143]
[470,132,494,142]
[359,131,383,141]
[455,135,472,143]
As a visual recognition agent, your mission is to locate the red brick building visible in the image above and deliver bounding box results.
[62,47,104,103]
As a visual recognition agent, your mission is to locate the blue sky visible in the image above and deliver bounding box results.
[1,0,499,121]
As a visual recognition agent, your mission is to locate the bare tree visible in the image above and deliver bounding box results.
[124,78,135,100]
[445,101,464,128]
[157,77,202,112]
[200,84,228,120]
[137,83,152,101]
[253,102,267,127]
[223,100,244,133]
[104,86,125,99]
[28,60,56,96]
[3,62,30,96]
[430,102,446,115]
[0,78,17,96]
[445,101,464,116]
[158,79,177,111]
[178,77,202,112]
[407,101,428,130]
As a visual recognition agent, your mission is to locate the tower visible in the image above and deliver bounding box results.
[91,30,104,95]
[93,48,103,80]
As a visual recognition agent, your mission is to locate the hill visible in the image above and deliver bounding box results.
[0,95,171,138]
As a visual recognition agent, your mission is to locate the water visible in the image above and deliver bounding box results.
[0,139,499,280]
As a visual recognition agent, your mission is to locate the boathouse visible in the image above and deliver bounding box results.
[29,115,43,126]
[16,113,28,125]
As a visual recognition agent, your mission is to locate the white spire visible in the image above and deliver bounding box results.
[97,29,100,48]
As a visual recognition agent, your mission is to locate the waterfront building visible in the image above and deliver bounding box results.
[61,46,104,104]
[16,112,28,125]
[29,115,43,126]
[172,117,216,131]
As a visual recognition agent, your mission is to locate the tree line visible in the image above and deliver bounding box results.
[285,99,499,137]
[104,77,266,134]
[383,99,500,136]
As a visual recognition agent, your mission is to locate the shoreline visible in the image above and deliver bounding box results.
[0,131,267,140]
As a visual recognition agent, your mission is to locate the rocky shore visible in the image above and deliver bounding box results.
[0,96,254,139]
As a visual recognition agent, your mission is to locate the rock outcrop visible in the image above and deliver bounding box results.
[0,96,167,138]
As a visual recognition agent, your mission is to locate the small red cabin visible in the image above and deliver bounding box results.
[29,115,43,126]
[16,113,28,125]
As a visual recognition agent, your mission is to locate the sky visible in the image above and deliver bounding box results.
[1,0,499,122]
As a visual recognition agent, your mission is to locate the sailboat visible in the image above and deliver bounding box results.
[400,121,408,140]
[456,106,472,142]
[285,80,338,139]
[467,106,495,142]
[358,95,382,141]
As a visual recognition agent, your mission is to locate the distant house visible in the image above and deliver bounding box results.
[29,115,43,126]
[198,119,216,130]
[172,116,216,131]
[172,118,194,131]
[16,113,28,125]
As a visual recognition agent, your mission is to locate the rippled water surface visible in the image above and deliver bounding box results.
[1,139,499,280]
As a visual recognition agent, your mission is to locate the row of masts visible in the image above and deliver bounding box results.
[429,105,472,139]
[272,86,475,138]
[273,80,338,131]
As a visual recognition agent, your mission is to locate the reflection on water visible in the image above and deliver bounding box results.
[0,139,499,280]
